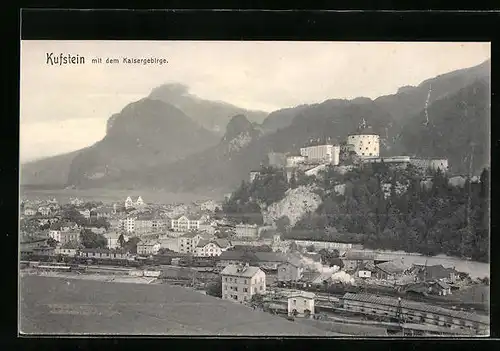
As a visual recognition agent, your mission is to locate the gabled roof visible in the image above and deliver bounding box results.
[181,231,202,239]
[413,264,456,280]
[432,280,451,290]
[342,250,376,261]
[221,264,262,278]
[254,252,287,263]
[173,215,201,221]
[376,260,409,274]
[279,256,304,268]
[219,250,257,261]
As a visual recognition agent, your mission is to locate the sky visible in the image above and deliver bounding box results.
[20,41,491,163]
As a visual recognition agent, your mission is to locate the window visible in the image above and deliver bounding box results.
[245,279,248,284]
[225,286,227,290]
[293,299,296,305]
[243,288,248,293]
[260,286,263,291]
[234,287,238,292]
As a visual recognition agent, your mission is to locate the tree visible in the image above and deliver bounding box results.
[80,229,107,249]
[123,236,140,254]
[251,293,265,309]
[118,233,125,248]
[62,240,81,249]
[47,237,58,248]
[206,277,222,298]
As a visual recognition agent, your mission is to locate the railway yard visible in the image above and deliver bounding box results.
[20,255,489,337]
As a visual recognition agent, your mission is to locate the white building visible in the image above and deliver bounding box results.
[194,239,232,257]
[171,215,201,232]
[48,230,80,246]
[347,133,380,158]
[159,236,180,252]
[119,216,136,233]
[104,232,128,250]
[287,291,315,317]
[221,264,266,304]
[137,240,161,256]
[300,144,340,166]
[79,209,91,219]
[38,207,51,216]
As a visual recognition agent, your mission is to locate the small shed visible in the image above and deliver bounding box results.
[287,291,316,317]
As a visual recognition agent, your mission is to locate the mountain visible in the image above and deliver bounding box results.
[131,100,396,193]
[396,78,490,175]
[260,59,491,134]
[20,150,82,188]
[64,98,219,188]
[148,83,268,134]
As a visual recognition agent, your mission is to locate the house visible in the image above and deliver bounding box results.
[171,215,201,232]
[234,224,259,239]
[38,207,51,216]
[55,248,78,257]
[24,207,36,216]
[178,232,203,254]
[341,251,376,271]
[277,257,305,282]
[429,281,452,296]
[411,264,457,284]
[32,245,55,256]
[198,221,216,235]
[374,260,409,280]
[159,236,180,252]
[135,196,145,208]
[79,248,129,260]
[95,207,113,219]
[79,209,91,219]
[253,252,288,271]
[125,196,134,210]
[287,291,316,317]
[249,170,262,183]
[135,215,154,234]
[119,216,136,233]
[48,230,80,246]
[221,264,266,304]
[104,232,128,250]
[217,250,257,268]
[69,198,84,206]
[194,239,231,257]
[137,240,161,256]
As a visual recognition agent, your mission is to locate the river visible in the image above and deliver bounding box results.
[358,249,489,279]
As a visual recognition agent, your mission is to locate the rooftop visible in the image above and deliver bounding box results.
[20,275,334,336]
[342,293,489,325]
[221,264,262,278]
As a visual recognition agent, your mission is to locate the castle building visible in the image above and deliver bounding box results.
[347,133,380,158]
[299,144,340,165]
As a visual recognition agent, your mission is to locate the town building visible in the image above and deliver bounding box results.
[234,224,259,239]
[125,196,146,210]
[347,133,380,158]
[159,236,180,252]
[135,215,154,235]
[287,291,315,317]
[249,170,261,183]
[55,248,78,257]
[137,240,161,256]
[178,232,204,254]
[341,251,377,271]
[38,206,51,216]
[79,248,130,260]
[95,207,114,219]
[300,144,340,165]
[194,239,231,257]
[24,207,36,216]
[429,281,452,296]
[48,230,80,246]
[104,231,128,250]
[221,264,266,303]
[411,264,457,284]
[119,216,136,233]
[373,260,410,280]
[171,215,201,232]
[79,209,91,219]
[295,239,357,254]
[277,257,305,282]
[70,198,84,206]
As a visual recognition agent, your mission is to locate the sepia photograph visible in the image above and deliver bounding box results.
[19,41,490,336]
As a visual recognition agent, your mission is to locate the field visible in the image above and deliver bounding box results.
[20,187,224,205]
[19,275,339,336]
